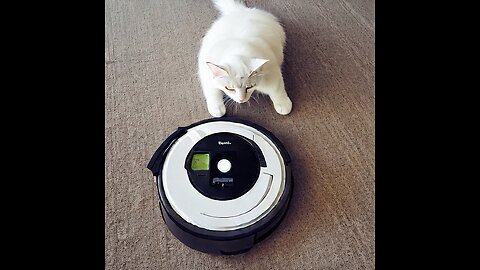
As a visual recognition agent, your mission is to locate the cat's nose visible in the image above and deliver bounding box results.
[239,98,246,103]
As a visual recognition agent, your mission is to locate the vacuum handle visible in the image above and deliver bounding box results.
[147,128,187,176]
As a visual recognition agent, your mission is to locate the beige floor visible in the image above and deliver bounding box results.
[105,0,375,269]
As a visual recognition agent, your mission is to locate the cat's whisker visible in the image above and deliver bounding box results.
[224,96,234,110]
[228,100,236,110]
[251,95,259,104]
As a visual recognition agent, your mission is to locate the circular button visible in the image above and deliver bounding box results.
[217,159,231,173]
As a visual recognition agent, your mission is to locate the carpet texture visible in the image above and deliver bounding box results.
[105,0,375,269]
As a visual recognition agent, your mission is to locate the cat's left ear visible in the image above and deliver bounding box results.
[249,58,269,77]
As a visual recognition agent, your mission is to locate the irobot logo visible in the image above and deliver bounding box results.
[218,141,231,145]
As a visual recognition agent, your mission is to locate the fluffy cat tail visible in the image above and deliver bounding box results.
[213,0,246,15]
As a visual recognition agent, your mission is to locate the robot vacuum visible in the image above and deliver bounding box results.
[147,118,293,255]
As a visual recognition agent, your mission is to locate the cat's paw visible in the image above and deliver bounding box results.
[273,97,292,115]
[208,103,226,117]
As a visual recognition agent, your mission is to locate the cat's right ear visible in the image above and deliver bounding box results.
[206,62,229,78]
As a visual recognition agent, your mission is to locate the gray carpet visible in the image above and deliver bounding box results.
[105,0,375,269]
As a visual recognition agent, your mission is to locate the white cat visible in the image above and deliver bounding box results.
[198,0,292,117]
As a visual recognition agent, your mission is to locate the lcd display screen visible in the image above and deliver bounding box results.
[191,153,209,170]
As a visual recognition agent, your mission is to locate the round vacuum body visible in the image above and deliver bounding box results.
[147,118,293,255]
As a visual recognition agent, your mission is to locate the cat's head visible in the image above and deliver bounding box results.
[206,56,269,103]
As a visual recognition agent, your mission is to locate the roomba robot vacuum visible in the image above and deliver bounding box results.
[147,118,293,255]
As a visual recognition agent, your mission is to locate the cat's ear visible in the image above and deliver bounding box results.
[249,58,269,77]
[206,62,229,78]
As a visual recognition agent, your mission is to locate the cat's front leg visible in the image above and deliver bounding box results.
[268,80,292,115]
[205,89,226,117]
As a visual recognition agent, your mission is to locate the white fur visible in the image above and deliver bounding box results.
[198,0,292,117]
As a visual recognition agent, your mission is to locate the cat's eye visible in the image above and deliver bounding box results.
[246,84,256,90]
[225,86,234,91]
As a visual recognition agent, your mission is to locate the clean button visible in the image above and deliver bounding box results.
[217,159,231,173]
